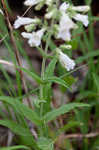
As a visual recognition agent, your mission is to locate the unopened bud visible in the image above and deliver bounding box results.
[60,44,72,50]
[25,24,36,32]
[45,8,57,19]
[35,1,44,10]
[46,0,53,6]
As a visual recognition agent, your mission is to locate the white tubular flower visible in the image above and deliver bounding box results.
[14,16,37,29]
[73,13,89,27]
[58,29,71,41]
[59,2,69,12]
[59,2,89,27]
[57,49,75,71]
[24,0,41,6]
[21,32,32,39]
[0,9,3,15]
[21,28,45,47]
[24,0,52,6]
[57,2,89,41]
[72,6,90,12]
[57,14,76,41]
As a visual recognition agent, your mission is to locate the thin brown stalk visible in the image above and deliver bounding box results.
[1,0,32,108]
[22,6,33,17]
[64,132,99,139]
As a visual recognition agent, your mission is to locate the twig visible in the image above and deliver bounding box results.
[7,130,14,146]
[1,0,32,108]
[0,59,14,66]
[22,6,33,17]
[64,132,99,139]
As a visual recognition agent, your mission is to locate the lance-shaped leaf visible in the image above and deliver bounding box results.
[47,76,70,89]
[19,67,43,84]
[45,57,57,78]
[0,96,42,126]
[1,145,30,150]
[43,103,90,123]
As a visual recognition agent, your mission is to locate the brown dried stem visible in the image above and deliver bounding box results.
[1,0,32,108]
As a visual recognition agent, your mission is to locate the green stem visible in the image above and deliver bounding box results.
[39,0,58,136]
[40,18,55,117]
[40,32,52,117]
[39,33,52,136]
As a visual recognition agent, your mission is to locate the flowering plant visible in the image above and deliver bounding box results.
[0,0,91,149]
[14,0,90,71]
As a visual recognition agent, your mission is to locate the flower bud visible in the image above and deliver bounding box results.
[46,0,53,6]
[45,8,57,19]
[25,24,36,32]
[35,1,44,10]
[60,44,72,50]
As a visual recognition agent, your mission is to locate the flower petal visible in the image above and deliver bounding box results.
[57,49,75,71]
[21,29,45,47]
[59,2,69,12]
[57,14,76,41]
[72,5,90,12]
[24,0,40,6]
[14,16,35,29]
[73,13,89,27]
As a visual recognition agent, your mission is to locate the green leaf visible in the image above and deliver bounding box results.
[77,91,98,100]
[58,121,81,134]
[91,16,99,21]
[37,137,54,150]
[60,75,76,93]
[48,40,57,51]
[19,67,43,84]
[43,103,90,123]
[76,49,99,64]
[37,47,47,58]
[91,138,99,150]
[75,110,89,134]
[47,76,70,89]
[0,120,32,136]
[42,58,57,114]
[0,96,42,126]
[0,120,37,147]
[45,57,57,78]
[65,139,73,150]
[1,146,30,150]
[67,39,78,50]
[92,73,99,92]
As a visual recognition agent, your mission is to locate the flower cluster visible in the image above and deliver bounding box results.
[57,3,89,41]
[13,0,90,71]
